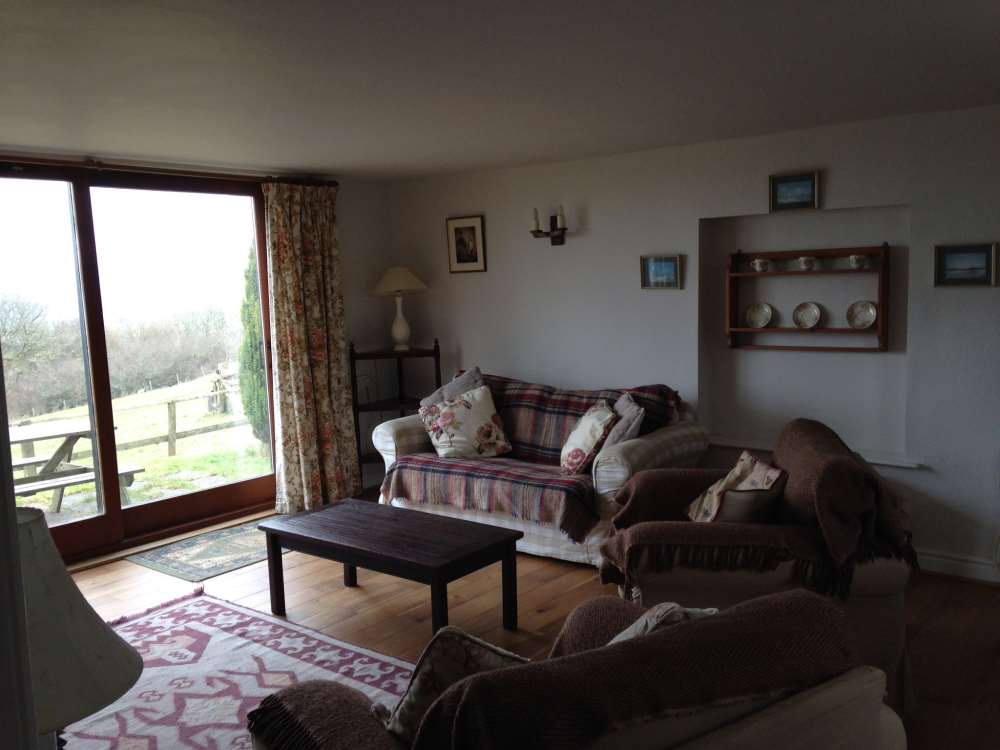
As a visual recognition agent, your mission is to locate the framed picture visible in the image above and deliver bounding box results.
[934,243,998,286]
[769,171,820,212]
[640,255,682,289]
[446,215,486,273]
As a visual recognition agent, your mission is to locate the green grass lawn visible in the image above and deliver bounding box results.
[12,372,273,525]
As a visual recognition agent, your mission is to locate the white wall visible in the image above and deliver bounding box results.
[699,206,912,459]
[384,106,1000,580]
[335,178,397,486]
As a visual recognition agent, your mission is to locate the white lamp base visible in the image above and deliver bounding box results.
[391,294,411,351]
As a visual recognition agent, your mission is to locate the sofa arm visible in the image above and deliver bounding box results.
[592,419,710,504]
[548,595,646,659]
[372,414,431,469]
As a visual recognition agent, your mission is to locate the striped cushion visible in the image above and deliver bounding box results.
[381,453,601,543]
[482,374,680,465]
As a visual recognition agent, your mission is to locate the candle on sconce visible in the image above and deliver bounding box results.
[532,208,541,232]
[556,205,566,230]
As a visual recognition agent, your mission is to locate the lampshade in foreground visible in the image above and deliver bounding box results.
[17,507,143,734]
[372,266,427,296]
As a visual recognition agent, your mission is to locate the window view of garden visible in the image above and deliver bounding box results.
[1,179,273,525]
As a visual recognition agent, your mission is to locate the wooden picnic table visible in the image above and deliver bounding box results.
[8,419,143,513]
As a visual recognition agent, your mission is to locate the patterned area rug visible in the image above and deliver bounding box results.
[127,520,286,581]
[65,592,413,749]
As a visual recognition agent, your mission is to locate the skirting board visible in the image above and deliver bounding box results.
[917,547,1000,585]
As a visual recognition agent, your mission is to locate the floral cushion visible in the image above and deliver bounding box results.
[418,384,512,459]
[559,401,618,475]
[687,450,786,522]
[371,626,528,743]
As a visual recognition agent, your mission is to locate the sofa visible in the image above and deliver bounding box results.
[374,373,709,565]
[599,418,917,719]
[248,590,906,749]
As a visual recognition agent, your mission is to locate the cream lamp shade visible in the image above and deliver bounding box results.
[372,266,427,296]
[372,266,427,351]
[17,507,143,736]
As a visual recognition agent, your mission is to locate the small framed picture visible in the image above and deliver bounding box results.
[446,215,486,273]
[934,243,998,286]
[640,255,682,289]
[769,171,820,212]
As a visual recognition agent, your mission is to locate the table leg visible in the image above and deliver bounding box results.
[502,544,518,630]
[431,579,448,632]
[266,533,285,616]
[343,563,358,587]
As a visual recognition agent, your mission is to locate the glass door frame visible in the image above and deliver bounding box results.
[1,160,276,560]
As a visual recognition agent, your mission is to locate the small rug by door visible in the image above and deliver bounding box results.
[65,592,413,749]
[127,520,286,581]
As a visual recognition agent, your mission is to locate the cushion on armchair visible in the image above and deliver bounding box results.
[373,626,528,743]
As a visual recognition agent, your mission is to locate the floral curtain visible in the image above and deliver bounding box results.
[263,182,360,513]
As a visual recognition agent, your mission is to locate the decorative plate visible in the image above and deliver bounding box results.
[792,302,822,329]
[847,300,878,329]
[744,302,773,329]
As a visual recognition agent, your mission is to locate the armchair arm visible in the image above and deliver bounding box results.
[371,414,431,469]
[599,520,831,591]
[592,419,710,503]
[611,468,728,528]
[547,595,646,658]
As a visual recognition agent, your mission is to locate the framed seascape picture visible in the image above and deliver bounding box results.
[640,255,682,289]
[934,243,998,286]
[446,215,486,273]
[769,171,820,211]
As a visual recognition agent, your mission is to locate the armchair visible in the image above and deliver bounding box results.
[599,419,917,719]
[249,590,905,750]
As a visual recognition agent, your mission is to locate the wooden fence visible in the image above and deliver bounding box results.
[13,389,250,466]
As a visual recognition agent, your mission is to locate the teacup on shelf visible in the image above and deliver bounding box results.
[849,254,868,269]
[750,258,771,272]
[798,256,817,271]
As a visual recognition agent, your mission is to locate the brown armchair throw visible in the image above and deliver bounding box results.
[598,419,917,717]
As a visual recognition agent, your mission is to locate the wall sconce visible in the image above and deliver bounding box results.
[531,206,568,245]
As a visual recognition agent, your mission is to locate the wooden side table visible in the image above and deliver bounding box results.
[349,340,441,477]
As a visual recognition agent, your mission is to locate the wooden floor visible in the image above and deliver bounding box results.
[73,539,1000,750]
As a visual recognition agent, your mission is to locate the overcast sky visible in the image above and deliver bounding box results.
[0,177,257,326]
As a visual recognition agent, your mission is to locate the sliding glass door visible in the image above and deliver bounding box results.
[91,187,272,510]
[0,177,104,527]
[0,164,275,558]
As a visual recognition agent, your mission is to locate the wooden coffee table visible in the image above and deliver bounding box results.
[258,500,524,633]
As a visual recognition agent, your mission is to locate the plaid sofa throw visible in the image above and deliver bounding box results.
[381,453,601,542]
[482,374,681,465]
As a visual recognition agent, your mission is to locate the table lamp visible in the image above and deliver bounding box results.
[17,507,143,748]
[372,266,427,351]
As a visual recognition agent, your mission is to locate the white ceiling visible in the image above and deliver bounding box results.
[2,1,999,179]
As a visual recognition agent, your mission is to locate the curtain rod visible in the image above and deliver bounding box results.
[0,153,339,187]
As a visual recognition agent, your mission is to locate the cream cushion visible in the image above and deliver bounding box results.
[687,450,784,522]
[418,385,511,459]
[560,400,618,474]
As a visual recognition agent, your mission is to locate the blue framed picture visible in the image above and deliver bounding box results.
[934,243,997,286]
[769,171,820,211]
[640,255,682,289]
